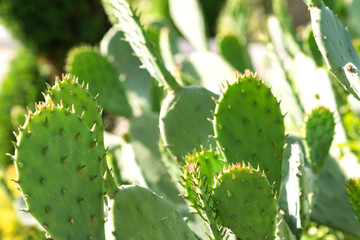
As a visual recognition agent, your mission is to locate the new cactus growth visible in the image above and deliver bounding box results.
[346,177,360,222]
[183,149,225,213]
[212,163,278,240]
[213,71,285,197]
[12,101,106,239]
[305,106,335,173]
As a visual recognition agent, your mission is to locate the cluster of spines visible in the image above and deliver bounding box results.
[183,156,228,240]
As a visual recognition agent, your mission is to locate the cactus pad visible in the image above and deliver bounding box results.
[109,185,196,240]
[183,149,225,207]
[160,86,218,162]
[65,45,132,117]
[213,71,285,197]
[45,75,117,194]
[104,0,180,91]
[305,106,335,173]
[14,102,105,239]
[346,177,360,222]
[212,163,277,239]
[308,3,360,100]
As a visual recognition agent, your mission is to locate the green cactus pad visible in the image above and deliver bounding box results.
[109,185,197,240]
[45,75,117,194]
[308,3,360,100]
[183,149,226,210]
[346,177,360,222]
[217,34,253,72]
[213,71,285,197]
[311,157,360,237]
[159,86,218,162]
[45,75,104,152]
[129,113,183,206]
[212,163,277,239]
[14,102,105,239]
[65,45,132,117]
[103,0,180,91]
[305,106,335,173]
[183,150,228,239]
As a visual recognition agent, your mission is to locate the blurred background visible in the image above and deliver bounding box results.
[0,0,359,239]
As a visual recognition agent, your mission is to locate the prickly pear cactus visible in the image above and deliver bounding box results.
[183,149,225,212]
[103,0,180,91]
[65,45,132,117]
[44,75,117,194]
[307,1,360,100]
[160,86,218,162]
[12,101,105,240]
[305,106,335,173]
[109,185,197,240]
[213,71,285,197]
[346,177,360,222]
[184,153,227,240]
[212,163,278,239]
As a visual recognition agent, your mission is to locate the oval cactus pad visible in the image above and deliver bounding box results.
[14,102,105,240]
[213,71,285,197]
[213,163,277,239]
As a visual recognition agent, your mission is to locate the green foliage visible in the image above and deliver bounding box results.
[5,0,360,239]
[0,48,45,168]
[0,0,111,68]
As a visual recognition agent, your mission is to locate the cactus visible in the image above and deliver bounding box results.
[212,163,278,239]
[183,149,225,211]
[305,106,335,173]
[346,177,360,222]
[213,71,285,197]
[103,0,180,91]
[168,0,208,51]
[12,101,106,239]
[108,185,197,240]
[280,142,310,238]
[217,34,254,73]
[305,0,360,100]
[5,0,360,239]
[160,86,218,162]
[65,45,132,118]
